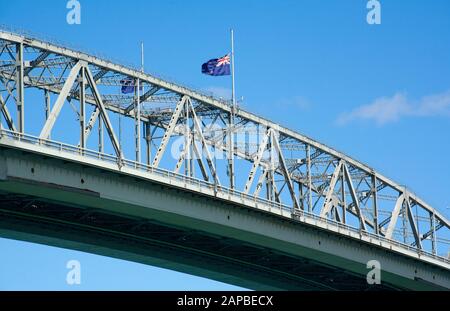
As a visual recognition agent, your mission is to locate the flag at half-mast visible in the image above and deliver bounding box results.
[120,78,135,94]
[201,54,231,76]
[120,78,143,94]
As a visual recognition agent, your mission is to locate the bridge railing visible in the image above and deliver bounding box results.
[291,209,448,262]
[1,129,449,266]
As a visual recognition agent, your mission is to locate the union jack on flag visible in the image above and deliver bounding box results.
[201,54,231,76]
[120,78,143,94]
[216,54,230,67]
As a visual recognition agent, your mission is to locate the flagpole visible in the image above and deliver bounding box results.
[231,29,236,109]
[141,42,144,73]
[229,29,236,189]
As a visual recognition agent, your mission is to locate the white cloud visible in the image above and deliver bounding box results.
[415,91,450,117]
[337,90,450,126]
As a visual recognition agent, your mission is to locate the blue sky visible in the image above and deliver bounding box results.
[0,0,450,290]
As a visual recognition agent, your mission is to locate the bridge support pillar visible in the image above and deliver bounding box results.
[145,122,151,166]
[135,78,141,164]
[79,67,86,150]
[228,109,235,189]
[44,90,51,139]
[306,145,312,213]
[372,174,379,235]
[16,43,24,133]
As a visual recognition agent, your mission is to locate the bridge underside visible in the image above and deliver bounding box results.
[0,192,395,291]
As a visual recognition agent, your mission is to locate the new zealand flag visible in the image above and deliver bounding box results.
[120,78,143,94]
[120,78,135,94]
[201,54,231,76]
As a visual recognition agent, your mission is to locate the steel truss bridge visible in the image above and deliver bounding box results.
[0,28,449,290]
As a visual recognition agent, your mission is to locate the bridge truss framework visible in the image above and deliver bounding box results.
[0,28,449,281]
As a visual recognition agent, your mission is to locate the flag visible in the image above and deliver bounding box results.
[201,54,231,76]
[120,78,135,94]
[120,78,143,94]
